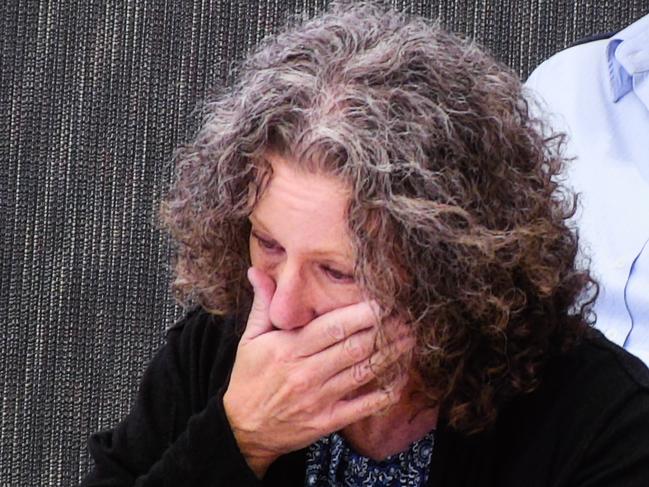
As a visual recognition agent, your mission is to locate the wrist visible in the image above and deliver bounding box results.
[223,391,277,478]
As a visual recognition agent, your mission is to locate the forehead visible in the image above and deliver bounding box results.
[262,152,351,205]
[251,153,353,257]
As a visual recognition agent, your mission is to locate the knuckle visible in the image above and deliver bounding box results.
[387,377,407,401]
[344,336,367,360]
[362,395,380,412]
[300,400,318,418]
[275,339,298,363]
[281,346,300,362]
[352,361,371,384]
[387,385,402,403]
[288,372,311,394]
[251,300,265,314]
[327,322,345,341]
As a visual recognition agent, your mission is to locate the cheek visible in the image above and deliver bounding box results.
[314,278,363,314]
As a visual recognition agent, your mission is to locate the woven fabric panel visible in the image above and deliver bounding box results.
[2,0,647,485]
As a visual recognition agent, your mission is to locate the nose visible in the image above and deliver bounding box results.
[268,262,316,330]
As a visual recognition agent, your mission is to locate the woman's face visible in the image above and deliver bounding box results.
[249,153,362,330]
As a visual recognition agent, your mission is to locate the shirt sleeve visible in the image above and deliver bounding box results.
[81,311,262,487]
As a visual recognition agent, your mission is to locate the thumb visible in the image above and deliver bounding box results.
[242,267,276,340]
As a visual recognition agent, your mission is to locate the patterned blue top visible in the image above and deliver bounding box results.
[304,430,435,486]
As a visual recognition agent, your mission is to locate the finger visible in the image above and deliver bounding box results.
[295,300,381,356]
[303,319,414,383]
[242,267,276,340]
[321,335,415,398]
[310,327,378,381]
[326,373,410,431]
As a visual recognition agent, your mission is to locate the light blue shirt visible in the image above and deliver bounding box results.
[526,14,649,365]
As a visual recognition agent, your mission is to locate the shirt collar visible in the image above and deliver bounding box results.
[606,13,649,102]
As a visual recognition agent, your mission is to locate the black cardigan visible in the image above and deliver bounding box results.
[82,308,649,486]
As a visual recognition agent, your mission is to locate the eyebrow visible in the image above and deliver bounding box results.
[248,214,269,232]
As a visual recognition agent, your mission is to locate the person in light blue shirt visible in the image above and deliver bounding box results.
[526,13,649,365]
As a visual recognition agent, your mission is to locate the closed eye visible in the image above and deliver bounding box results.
[322,265,354,284]
[252,231,283,253]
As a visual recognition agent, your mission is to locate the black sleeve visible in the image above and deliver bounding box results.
[568,388,649,487]
[81,310,261,487]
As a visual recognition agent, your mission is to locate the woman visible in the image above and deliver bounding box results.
[83,3,649,486]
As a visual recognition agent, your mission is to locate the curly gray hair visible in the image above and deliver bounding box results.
[161,1,594,433]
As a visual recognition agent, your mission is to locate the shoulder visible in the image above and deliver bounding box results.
[525,38,610,126]
[526,39,608,92]
[524,37,615,156]
[528,329,649,429]
[166,306,241,350]
[539,331,649,484]
[526,329,649,449]
[499,330,649,454]
[424,329,649,485]
[549,329,649,395]
[493,331,649,483]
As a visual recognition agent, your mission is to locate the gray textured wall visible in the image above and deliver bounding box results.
[2,0,648,485]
